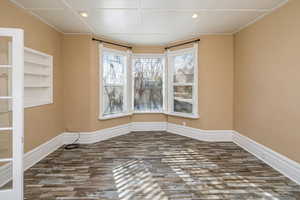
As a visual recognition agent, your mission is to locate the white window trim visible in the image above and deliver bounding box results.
[167,112,199,119]
[99,112,132,120]
[134,111,165,114]
[132,53,165,59]
[167,43,199,119]
[98,44,131,120]
[131,54,166,113]
[127,50,133,114]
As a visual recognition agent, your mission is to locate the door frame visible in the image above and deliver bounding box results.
[0,28,24,200]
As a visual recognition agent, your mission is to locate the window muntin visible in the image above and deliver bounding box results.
[101,49,127,117]
[132,56,164,112]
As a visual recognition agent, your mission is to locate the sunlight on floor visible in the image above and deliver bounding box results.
[162,147,280,199]
[113,159,168,200]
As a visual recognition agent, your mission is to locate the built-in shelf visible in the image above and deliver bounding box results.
[24,47,53,108]
[24,59,51,67]
[24,99,52,108]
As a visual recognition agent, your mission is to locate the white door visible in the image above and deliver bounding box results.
[0,28,24,200]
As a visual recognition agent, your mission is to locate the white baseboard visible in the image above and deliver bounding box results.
[131,122,168,132]
[63,123,131,144]
[233,131,300,185]
[167,123,233,142]
[63,122,168,144]
[63,122,232,145]
[24,134,64,170]
[1,123,299,188]
[0,134,64,188]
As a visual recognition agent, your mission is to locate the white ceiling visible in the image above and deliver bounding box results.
[11,0,288,45]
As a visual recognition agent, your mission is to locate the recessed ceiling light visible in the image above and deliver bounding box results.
[79,12,88,18]
[192,13,198,19]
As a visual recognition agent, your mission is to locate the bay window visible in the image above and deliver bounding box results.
[99,43,198,119]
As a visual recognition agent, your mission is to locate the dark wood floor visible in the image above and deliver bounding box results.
[24,131,300,200]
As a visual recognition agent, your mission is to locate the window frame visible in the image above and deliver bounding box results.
[131,54,166,114]
[167,44,199,119]
[99,44,131,120]
[98,43,199,120]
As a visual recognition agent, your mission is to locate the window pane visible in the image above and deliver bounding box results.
[0,68,12,97]
[173,53,194,83]
[133,58,163,112]
[0,99,12,128]
[103,86,124,115]
[102,51,126,116]
[0,161,12,190]
[174,86,193,114]
[0,37,12,65]
[0,130,12,159]
[103,52,125,85]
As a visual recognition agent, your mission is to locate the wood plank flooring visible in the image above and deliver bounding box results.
[24,131,300,200]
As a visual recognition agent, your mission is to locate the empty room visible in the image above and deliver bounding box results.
[0,0,300,199]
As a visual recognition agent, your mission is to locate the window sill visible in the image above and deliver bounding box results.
[133,111,164,114]
[99,113,132,120]
[98,112,199,120]
[167,112,199,119]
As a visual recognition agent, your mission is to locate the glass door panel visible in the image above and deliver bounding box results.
[0,68,12,96]
[0,130,13,159]
[0,37,12,65]
[0,99,12,128]
[0,35,13,192]
[0,161,12,190]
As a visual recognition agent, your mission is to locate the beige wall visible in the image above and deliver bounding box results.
[63,35,93,131]
[234,0,300,163]
[63,35,234,131]
[0,0,64,153]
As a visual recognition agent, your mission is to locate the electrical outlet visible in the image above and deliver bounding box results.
[182,121,186,126]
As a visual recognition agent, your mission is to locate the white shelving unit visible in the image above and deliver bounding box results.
[24,47,53,108]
